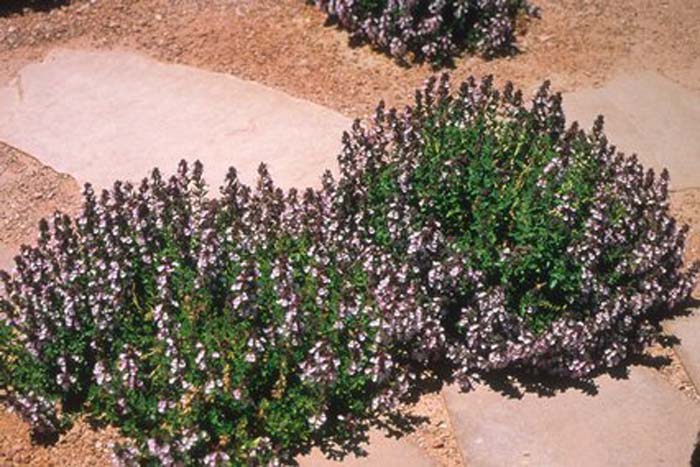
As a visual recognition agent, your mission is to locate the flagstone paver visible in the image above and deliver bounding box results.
[0,48,351,191]
[0,245,13,267]
[443,366,700,467]
[563,72,700,190]
[298,430,436,467]
[665,308,700,392]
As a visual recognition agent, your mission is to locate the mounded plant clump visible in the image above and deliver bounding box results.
[336,74,698,385]
[1,76,697,464]
[309,0,539,64]
[0,163,440,464]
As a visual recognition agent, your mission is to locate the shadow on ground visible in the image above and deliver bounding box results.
[0,0,68,17]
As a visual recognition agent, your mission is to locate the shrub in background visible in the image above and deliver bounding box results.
[336,74,698,387]
[309,0,539,64]
[1,76,697,464]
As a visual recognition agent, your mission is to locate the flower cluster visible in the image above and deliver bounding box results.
[308,0,539,64]
[0,76,697,464]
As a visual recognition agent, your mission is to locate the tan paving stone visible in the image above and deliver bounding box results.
[564,72,700,190]
[297,429,436,467]
[443,366,700,467]
[0,48,351,191]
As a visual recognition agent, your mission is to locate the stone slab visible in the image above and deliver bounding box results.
[0,249,13,272]
[665,308,700,392]
[0,48,350,191]
[564,72,700,190]
[0,249,13,295]
[443,366,700,467]
[297,429,435,467]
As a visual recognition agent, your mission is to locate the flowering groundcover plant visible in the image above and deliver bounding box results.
[0,76,697,465]
[336,74,698,386]
[308,0,540,64]
[0,163,436,464]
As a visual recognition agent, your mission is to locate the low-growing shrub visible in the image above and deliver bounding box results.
[0,162,442,464]
[309,0,539,64]
[0,76,697,464]
[335,74,698,386]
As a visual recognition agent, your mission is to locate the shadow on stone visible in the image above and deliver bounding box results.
[296,379,433,464]
[474,298,700,400]
[476,348,675,401]
[657,297,700,321]
[692,432,700,467]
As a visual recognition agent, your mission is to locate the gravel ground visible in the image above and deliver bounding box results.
[0,142,81,251]
[0,0,698,465]
[0,411,121,466]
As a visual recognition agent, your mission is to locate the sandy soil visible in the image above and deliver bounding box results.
[0,0,698,465]
[0,411,120,466]
[0,143,81,254]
